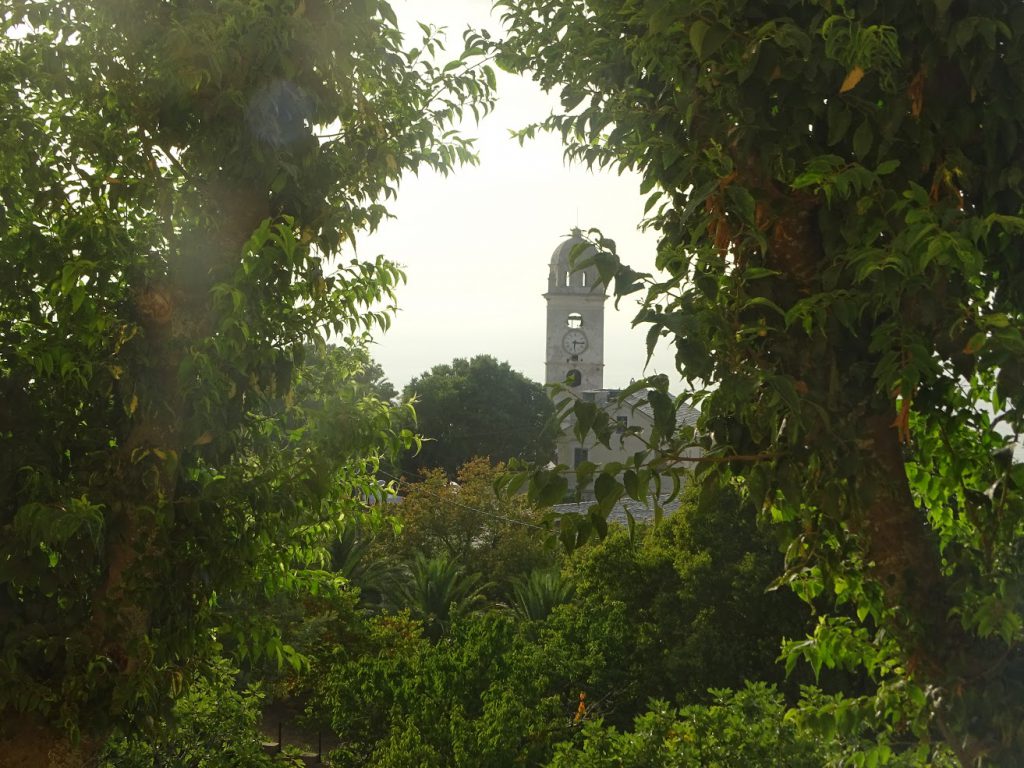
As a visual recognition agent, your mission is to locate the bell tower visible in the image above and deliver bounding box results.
[544,229,606,391]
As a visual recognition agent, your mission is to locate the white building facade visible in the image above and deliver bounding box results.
[543,230,700,492]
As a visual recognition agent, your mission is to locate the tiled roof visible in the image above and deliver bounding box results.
[553,490,688,526]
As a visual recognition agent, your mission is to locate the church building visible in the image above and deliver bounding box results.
[543,229,700,495]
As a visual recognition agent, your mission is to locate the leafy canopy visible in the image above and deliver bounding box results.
[498,1,1024,764]
[385,458,555,593]
[0,0,493,760]
[401,355,556,476]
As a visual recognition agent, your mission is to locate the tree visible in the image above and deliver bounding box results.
[305,484,834,766]
[509,568,575,622]
[386,458,556,593]
[314,612,580,767]
[392,551,489,641]
[401,355,556,476]
[302,343,400,405]
[499,2,1024,763]
[558,484,815,716]
[0,1,492,763]
[547,685,833,768]
[99,658,274,768]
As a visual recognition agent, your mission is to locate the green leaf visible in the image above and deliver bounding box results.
[827,101,852,146]
[535,473,569,507]
[743,296,786,316]
[71,287,85,313]
[573,399,599,442]
[647,389,676,439]
[593,472,624,512]
[964,331,987,354]
[561,86,585,111]
[768,375,801,413]
[678,178,720,226]
[876,159,900,175]
[725,185,756,225]
[700,24,730,60]
[852,120,873,160]
[746,466,768,511]
[592,250,620,285]
[623,468,639,498]
[378,1,397,26]
[689,20,710,58]
[574,460,597,492]
[742,267,781,281]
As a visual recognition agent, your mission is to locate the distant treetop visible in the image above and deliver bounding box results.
[401,355,556,477]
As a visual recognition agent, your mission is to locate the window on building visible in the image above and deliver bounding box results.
[565,270,571,287]
[616,415,628,434]
[566,369,582,387]
[581,271,588,287]
[567,312,583,328]
[574,447,588,468]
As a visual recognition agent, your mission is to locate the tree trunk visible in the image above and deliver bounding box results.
[855,410,959,668]
[75,181,269,746]
[0,716,98,768]
[761,194,959,670]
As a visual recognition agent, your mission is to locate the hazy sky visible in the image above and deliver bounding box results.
[348,0,680,392]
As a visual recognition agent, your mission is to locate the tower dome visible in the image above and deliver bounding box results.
[547,228,606,295]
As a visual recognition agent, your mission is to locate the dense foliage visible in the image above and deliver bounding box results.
[301,343,401,405]
[99,658,274,768]
[10,0,1023,763]
[385,457,556,593]
[400,355,556,476]
[278,468,821,766]
[0,0,492,762]
[560,484,814,711]
[90,462,911,767]
[498,2,1024,763]
[548,685,829,768]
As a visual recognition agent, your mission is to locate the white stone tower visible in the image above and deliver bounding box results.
[544,229,606,390]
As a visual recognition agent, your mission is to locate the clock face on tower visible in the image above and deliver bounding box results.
[562,329,588,355]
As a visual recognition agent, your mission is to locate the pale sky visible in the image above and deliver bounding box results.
[348,1,681,392]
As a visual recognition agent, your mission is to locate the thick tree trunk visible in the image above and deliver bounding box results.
[87,179,269,658]
[0,716,97,768]
[59,181,270,752]
[751,189,1004,764]
[855,410,958,666]
[760,193,959,669]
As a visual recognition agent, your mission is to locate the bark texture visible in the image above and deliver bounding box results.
[0,716,97,768]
